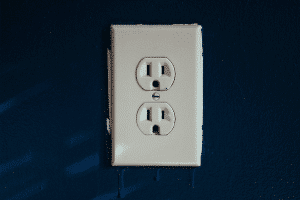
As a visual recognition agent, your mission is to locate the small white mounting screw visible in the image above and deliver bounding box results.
[152,92,160,101]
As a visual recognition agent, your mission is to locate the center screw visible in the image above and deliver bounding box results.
[152,92,160,101]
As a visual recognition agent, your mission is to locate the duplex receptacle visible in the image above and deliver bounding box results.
[108,24,203,167]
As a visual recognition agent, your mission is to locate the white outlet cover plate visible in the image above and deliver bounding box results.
[108,24,203,167]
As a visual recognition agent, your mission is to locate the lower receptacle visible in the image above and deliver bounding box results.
[136,102,176,136]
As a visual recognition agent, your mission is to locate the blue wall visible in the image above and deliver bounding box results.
[1,0,299,199]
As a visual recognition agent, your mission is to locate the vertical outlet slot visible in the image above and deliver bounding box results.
[147,109,151,121]
[161,65,164,75]
[147,64,151,76]
[162,110,164,119]
[153,125,160,135]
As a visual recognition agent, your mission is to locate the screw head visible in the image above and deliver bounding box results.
[152,92,160,101]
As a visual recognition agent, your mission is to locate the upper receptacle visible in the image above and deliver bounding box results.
[136,57,175,91]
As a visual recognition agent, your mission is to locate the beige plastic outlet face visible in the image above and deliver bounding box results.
[136,102,176,136]
[108,24,203,167]
[136,57,176,91]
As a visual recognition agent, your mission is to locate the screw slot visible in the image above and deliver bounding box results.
[152,92,160,101]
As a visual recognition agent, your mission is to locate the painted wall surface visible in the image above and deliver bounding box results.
[0,0,299,199]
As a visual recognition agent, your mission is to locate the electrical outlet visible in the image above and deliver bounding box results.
[136,102,176,136]
[107,24,203,167]
[136,57,175,91]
